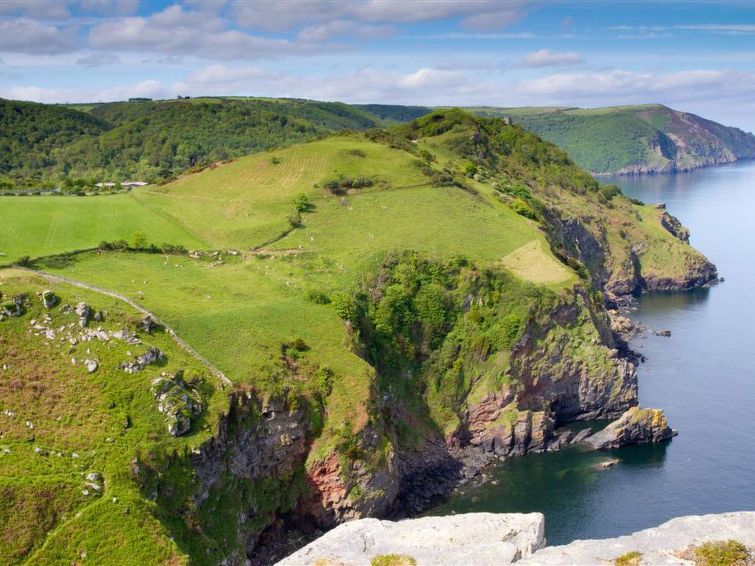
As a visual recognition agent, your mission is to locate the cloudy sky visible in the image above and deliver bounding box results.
[2,0,755,131]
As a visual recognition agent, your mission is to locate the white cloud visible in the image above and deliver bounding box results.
[0,79,168,103]
[88,5,311,60]
[230,0,530,32]
[76,52,120,67]
[675,24,755,35]
[0,1,71,20]
[515,68,755,105]
[609,24,755,36]
[0,18,76,55]
[459,9,522,32]
[521,49,582,67]
[297,20,393,42]
[169,64,479,105]
[398,68,464,88]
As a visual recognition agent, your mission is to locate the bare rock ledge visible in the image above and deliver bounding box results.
[277,512,755,566]
[276,513,545,565]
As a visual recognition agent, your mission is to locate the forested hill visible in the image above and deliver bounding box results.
[0,97,387,187]
[0,99,109,181]
[469,104,755,175]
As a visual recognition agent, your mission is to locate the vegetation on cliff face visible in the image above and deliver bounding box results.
[0,107,718,564]
[469,104,755,175]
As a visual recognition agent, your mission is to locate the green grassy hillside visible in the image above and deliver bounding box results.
[0,268,228,565]
[468,104,755,174]
[0,109,716,564]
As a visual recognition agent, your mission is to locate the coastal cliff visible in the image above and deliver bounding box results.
[477,104,755,176]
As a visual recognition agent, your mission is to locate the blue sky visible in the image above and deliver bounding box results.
[2,1,755,131]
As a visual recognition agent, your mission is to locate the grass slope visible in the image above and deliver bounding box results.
[0,268,228,564]
[0,193,203,262]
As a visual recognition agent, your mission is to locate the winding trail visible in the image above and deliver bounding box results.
[11,266,233,388]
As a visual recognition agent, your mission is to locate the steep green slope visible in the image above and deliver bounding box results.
[0,268,229,565]
[1,110,718,564]
[469,104,755,174]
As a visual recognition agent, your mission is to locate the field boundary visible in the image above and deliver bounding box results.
[8,266,233,387]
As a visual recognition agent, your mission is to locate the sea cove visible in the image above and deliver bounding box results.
[427,160,755,544]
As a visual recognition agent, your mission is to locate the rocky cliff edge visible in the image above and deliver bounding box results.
[278,511,755,565]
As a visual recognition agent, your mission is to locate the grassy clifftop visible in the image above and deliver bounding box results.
[0,109,716,563]
[469,104,755,175]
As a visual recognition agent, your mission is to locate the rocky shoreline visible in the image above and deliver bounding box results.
[592,155,755,177]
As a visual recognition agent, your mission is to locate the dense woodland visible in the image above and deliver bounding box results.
[0,97,428,190]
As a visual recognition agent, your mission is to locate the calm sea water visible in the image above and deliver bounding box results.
[427,160,755,544]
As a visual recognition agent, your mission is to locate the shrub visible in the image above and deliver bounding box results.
[161,243,188,255]
[510,198,537,219]
[323,176,374,195]
[464,162,478,177]
[692,540,750,566]
[305,290,331,304]
[614,551,642,566]
[430,171,454,187]
[419,149,435,162]
[600,184,621,201]
[331,292,355,321]
[131,231,148,249]
[371,554,417,566]
[292,193,315,213]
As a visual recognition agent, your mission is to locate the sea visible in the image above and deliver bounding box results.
[426,160,755,544]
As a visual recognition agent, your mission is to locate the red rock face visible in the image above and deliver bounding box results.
[302,453,351,528]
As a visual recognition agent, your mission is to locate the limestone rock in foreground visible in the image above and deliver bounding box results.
[276,512,545,566]
[582,407,676,450]
[519,511,755,565]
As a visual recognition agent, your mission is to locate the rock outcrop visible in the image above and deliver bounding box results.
[657,204,690,242]
[519,511,755,565]
[277,512,546,566]
[74,301,90,327]
[581,407,676,450]
[150,370,204,436]
[118,346,164,373]
[278,511,755,566]
[41,290,58,309]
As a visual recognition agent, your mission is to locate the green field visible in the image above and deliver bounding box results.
[0,193,202,262]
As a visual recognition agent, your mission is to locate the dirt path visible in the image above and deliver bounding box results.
[12,266,233,388]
